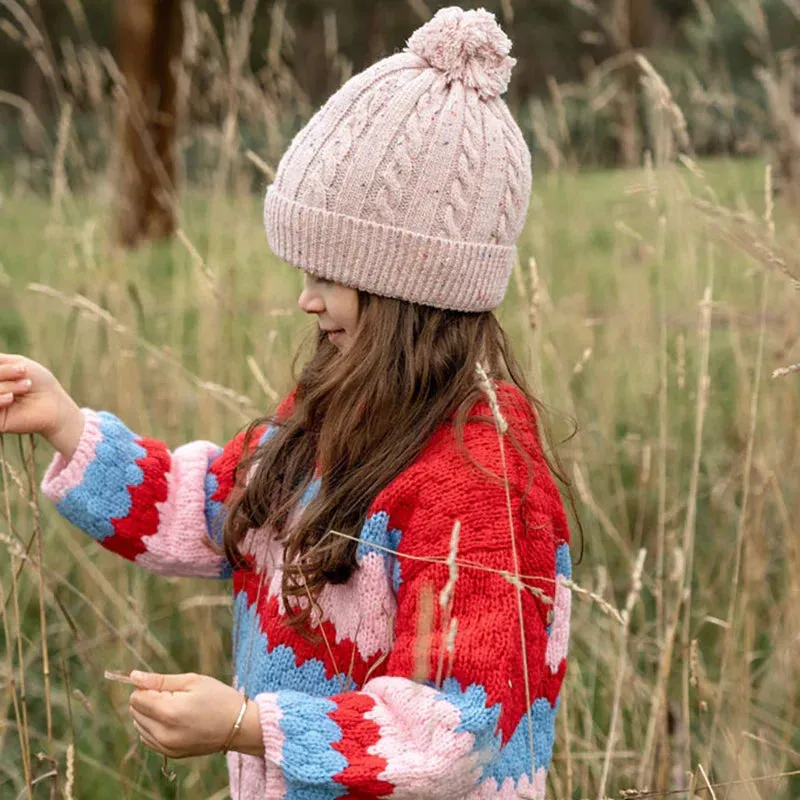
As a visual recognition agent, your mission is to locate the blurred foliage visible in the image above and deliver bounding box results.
[0,0,798,169]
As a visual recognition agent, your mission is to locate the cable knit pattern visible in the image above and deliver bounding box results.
[41,384,570,798]
[303,73,405,212]
[442,88,484,239]
[263,6,533,312]
[492,103,530,246]
[368,84,439,227]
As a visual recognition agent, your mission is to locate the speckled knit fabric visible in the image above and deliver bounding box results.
[264,6,532,312]
[41,383,571,799]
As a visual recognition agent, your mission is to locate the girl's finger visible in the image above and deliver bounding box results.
[133,719,163,753]
[129,703,175,755]
[131,711,162,745]
[0,393,13,405]
[129,689,164,718]
[0,354,23,365]
[0,379,32,395]
[129,701,161,730]
[0,362,26,379]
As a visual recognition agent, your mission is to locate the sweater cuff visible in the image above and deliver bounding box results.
[252,692,285,768]
[40,409,101,503]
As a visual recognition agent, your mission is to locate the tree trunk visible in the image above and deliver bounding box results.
[115,0,183,247]
[617,61,640,167]
[613,0,655,167]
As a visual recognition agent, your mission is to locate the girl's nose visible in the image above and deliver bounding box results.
[298,288,325,314]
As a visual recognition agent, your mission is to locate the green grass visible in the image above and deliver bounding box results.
[1,154,799,798]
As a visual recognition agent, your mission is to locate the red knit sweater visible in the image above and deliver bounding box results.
[41,382,571,798]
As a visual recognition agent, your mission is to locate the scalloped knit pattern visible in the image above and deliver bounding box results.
[264,6,532,312]
[41,385,571,798]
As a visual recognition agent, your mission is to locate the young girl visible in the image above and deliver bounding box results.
[1,7,572,798]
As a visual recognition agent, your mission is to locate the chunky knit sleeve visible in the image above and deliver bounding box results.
[251,392,571,797]
[40,408,269,579]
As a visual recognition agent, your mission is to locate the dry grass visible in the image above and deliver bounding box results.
[1,1,800,798]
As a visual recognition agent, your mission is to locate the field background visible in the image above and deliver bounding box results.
[1,1,800,798]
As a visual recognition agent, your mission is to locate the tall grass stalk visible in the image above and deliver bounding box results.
[597,547,646,798]
[476,361,538,784]
[704,169,772,774]
[0,435,33,798]
[25,433,56,794]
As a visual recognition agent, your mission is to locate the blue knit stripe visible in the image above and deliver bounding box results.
[300,476,322,509]
[203,454,225,544]
[203,466,234,578]
[555,543,571,579]
[274,691,348,797]
[258,425,278,447]
[232,591,347,797]
[280,502,404,591]
[483,696,559,783]
[435,677,502,765]
[356,511,404,592]
[284,785,346,800]
[232,592,346,699]
[56,412,146,542]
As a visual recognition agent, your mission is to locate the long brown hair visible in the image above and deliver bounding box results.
[222,290,578,633]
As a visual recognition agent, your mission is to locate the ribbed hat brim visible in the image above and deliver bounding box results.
[264,186,515,312]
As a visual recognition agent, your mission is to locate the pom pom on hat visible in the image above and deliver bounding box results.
[405,6,516,101]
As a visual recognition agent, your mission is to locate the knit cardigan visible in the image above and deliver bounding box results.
[41,383,571,799]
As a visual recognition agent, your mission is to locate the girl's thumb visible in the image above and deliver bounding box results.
[129,670,159,689]
[130,670,191,692]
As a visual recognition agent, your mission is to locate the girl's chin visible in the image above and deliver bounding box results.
[326,330,346,346]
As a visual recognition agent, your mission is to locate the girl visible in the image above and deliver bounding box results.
[1,7,572,798]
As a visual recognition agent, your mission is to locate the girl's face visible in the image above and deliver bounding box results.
[298,274,360,351]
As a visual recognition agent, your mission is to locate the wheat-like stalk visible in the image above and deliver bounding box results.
[475,361,539,782]
[64,743,75,800]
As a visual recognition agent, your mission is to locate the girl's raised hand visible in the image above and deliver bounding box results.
[0,354,83,459]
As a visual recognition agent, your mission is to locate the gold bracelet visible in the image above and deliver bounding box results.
[221,695,249,754]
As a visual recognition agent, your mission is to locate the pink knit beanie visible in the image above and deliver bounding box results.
[264,6,532,312]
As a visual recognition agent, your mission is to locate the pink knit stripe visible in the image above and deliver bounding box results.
[535,767,547,800]
[264,187,514,311]
[226,751,273,800]
[316,551,397,660]
[362,676,483,796]
[40,409,101,503]
[134,440,226,578]
[253,692,287,771]
[545,575,572,673]
[261,551,395,659]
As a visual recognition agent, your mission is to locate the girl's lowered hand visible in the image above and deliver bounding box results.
[128,671,264,758]
[0,354,83,459]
